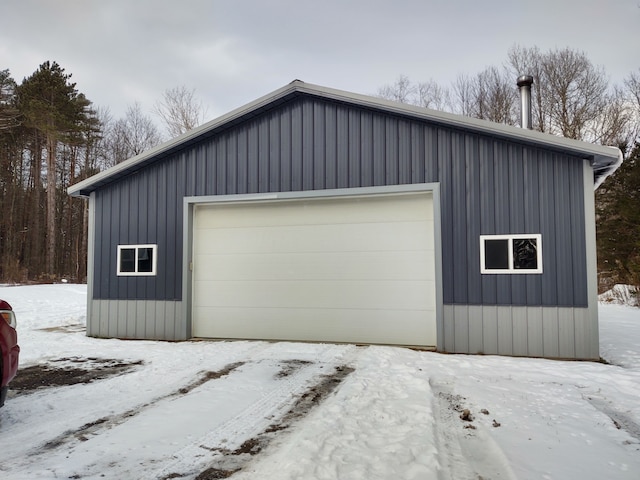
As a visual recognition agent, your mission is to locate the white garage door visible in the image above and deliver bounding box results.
[192,192,437,346]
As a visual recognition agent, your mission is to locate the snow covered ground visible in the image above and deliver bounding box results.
[0,284,638,479]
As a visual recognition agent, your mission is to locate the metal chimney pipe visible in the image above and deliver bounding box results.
[516,75,534,129]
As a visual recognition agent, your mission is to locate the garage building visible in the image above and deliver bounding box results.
[68,80,621,359]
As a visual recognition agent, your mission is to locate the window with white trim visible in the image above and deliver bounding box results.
[117,244,157,276]
[480,234,542,274]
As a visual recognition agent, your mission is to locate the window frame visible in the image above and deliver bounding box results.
[480,234,543,274]
[117,244,158,276]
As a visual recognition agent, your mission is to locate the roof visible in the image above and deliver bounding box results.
[68,80,622,198]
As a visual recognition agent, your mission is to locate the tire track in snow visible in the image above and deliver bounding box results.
[28,362,247,453]
[11,341,272,466]
[148,343,358,480]
[586,395,640,442]
[430,377,517,480]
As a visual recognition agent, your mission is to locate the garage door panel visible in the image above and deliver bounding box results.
[194,221,433,255]
[194,279,435,310]
[192,192,437,347]
[193,251,436,282]
[192,306,436,345]
[194,194,433,229]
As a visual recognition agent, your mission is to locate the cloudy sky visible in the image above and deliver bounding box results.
[1,0,638,125]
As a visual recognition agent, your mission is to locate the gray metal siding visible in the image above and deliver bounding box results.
[92,95,588,308]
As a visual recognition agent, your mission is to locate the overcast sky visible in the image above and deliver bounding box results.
[1,0,638,126]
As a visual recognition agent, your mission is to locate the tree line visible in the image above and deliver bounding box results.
[0,62,205,283]
[1,47,639,290]
[377,46,640,291]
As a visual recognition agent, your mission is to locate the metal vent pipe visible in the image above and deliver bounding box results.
[516,75,534,129]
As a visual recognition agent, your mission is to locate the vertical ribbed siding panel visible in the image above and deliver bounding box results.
[494,142,511,304]
[99,299,110,337]
[468,304,484,354]
[479,138,497,304]
[225,134,237,195]
[438,128,453,304]
[258,116,270,193]
[302,101,314,190]
[443,303,455,352]
[247,122,259,193]
[372,114,385,186]
[167,158,181,299]
[466,134,482,305]
[424,126,438,182]
[451,131,467,304]
[554,155,572,306]
[508,145,527,306]
[539,156,558,305]
[542,308,560,357]
[527,308,544,357]
[497,306,513,355]
[512,307,528,354]
[347,109,360,187]
[215,134,226,195]
[569,163,587,306]
[147,167,159,297]
[360,111,373,186]
[145,300,156,339]
[268,113,281,192]
[481,305,498,353]
[398,120,411,184]
[385,117,398,186]
[410,123,425,183]
[324,103,338,189]
[196,144,207,195]
[336,106,349,188]
[445,305,592,358]
[291,102,303,191]
[558,309,576,357]
[524,148,542,304]
[453,305,469,352]
[279,109,292,191]
[115,185,127,299]
[155,163,168,300]
[313,102,326,189]
[236,129,248,194]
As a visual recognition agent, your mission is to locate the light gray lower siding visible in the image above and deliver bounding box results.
[442,305,598,359]
[88,300,186,340]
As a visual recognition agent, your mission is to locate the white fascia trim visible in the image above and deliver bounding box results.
[184,183,438,206]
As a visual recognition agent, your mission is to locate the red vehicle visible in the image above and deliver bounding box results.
[0,299,19,407]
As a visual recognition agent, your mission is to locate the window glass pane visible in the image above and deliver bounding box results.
[137,247,154,273]
[484,239,509,270]
[513,238,538,270]
[120,248,136,272]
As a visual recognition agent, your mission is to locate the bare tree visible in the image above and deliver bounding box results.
[453,67,517,124]
[415,79,453,111]
[153,85,207,139]
[377,75,453,111]
[507,45,633,145]
[508,45,548,132]
[108,102,161,164]
[377,75,415,104]
[625,68,640,143]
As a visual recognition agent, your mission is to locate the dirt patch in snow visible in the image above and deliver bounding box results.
[10,357,144,393]
[176,362,245,396]
[275,359,313,379]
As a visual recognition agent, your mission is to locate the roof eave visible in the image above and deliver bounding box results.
[68,80,622,197]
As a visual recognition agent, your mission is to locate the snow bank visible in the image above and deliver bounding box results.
[599,284,639,307]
